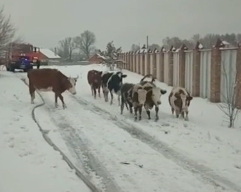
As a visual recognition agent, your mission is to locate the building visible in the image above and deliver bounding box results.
[39,48,61,62]
[89,54,106,64]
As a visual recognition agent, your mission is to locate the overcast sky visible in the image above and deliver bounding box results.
[2,0,241,51]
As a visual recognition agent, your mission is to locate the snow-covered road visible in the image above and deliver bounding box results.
[0,72,92,192]
[1,64,241,192]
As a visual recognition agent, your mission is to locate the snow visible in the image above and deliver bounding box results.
[97,54,106,59]
[1,64,241,192]
[0,72,91,192]
[40,48,61,59]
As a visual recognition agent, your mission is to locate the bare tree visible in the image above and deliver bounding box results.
[57,37,76,61]
[218,60,240,128]
[74,30,96,60]
[0,6,22,59]
[131,44,140,51]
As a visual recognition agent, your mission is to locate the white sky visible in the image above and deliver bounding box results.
[2,0,241,51]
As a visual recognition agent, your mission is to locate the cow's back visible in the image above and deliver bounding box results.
[87,70,101,85]
[28,68,65,89]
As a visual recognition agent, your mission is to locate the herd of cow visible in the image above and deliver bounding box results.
[87,69,193,121]
[25,68,193,122]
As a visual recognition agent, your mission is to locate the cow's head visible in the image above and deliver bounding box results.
[67,75,79,95]
[150,87,165,105]
[137,87,147,105]
[178,93,193,112]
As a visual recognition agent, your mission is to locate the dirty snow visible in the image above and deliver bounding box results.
[1,64,241,192]
[0,72,91,192]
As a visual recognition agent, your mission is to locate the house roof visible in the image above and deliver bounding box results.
[40,48,60,59]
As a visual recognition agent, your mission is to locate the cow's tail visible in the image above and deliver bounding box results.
[140,74,156,83]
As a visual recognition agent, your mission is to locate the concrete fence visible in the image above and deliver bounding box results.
[119,39,241,108]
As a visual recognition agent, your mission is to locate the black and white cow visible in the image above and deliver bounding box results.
[101,71,127,105]
[120,83,149,121]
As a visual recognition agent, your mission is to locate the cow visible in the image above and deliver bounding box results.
[87,69,102,98]
[168,86,193,121]
[139,74,167,121]
[120,83,148,121]
[27,68,78,109]
[143,85,167,121]
[101,71,127,105]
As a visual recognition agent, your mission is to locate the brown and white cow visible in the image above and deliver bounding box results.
[87,69,102,98]
[168,87,193,121]
[120,83,148,121]
[27,68,78,109]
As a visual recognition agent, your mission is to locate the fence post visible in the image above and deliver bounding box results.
[124,52,127,70]
[131,51,134,71]
[236,44,241,108]
[136,51,140,74]
[192,42,201,96]
[168,46,174,86]
[178,44,188,87]
[146,49,151,74]
[152,48,157,78]
[210,38,223,102]
[159,47,165,82]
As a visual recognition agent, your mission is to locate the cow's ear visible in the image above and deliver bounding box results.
[160,89,167,95]
[121,74,127,78]
[188,96,193,100]
[99,71,103,75]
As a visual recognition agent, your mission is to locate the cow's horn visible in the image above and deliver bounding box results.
[76,75,79,79]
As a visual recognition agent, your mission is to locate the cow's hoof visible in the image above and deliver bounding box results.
[155,118,159,122]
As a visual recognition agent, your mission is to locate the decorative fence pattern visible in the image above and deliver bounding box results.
[119,40,241,108]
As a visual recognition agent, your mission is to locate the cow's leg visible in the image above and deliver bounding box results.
[98,86,101,98]
[185,111,189,121]
[181,111,185,119]
[144,104,151,119]
[129,103,133,114]
[55,93,58,108]
[138,106,142,120]
[155,105,159,121]
[29,82,35,104]
[93,86,97,99]
[117,91,121,106]
[110,90,114,105]
[175,109,180,118]
[171,108,174,115]
[90,85,93,96]
[120,95,125,114]
[134,107,138,121]
[58,94,66,109]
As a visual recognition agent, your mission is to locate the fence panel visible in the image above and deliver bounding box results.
[173,52,179,87]
[156,53,160,80]
[220,49,237,103]
[164,52,169,84]
[185,51,193,94]
[200,50,211,98]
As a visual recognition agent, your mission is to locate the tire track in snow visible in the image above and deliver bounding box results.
[41,95,124,192]
[70,95,241,192]
[15,73,100,192]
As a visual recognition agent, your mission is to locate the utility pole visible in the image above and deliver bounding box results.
[146,36,149,49]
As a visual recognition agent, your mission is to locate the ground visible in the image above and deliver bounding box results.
[0,64,241,192]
